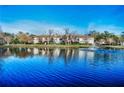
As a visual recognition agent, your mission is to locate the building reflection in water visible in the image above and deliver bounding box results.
[78,50,95,62]
[27,48,31,53]
[0,48,123,66]
[33,48,39,55]
[53,48,60,57]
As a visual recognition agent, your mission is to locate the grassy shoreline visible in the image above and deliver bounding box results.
[0,44,91,48]
[1,44,124,49]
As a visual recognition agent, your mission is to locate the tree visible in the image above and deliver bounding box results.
[113,35,120,45]
[48,29,53,36]
[63,28,70,44]
[88,30,99,39]
[19,31,23,34]
[120,32,124,45]
[88,30,102,43]
[88,30,97,36]
[4,36,12,45]
[64,28,69,35]
[11,38,20,44]
[121,32,124,41]
[88,30,119,45]
[48,29,54,44]
[17,32,31,44]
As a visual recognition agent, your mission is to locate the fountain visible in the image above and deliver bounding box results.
[88,44,98,51]
[80,44,99,51]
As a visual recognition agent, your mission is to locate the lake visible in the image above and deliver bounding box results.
[0,47,124,87]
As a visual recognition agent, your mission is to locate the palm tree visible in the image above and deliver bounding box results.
[111,34,120,45]
[88,30,97,37]
[19,31,23,34]
[89,30,102,43]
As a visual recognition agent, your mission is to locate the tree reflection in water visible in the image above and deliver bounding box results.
[0,48,8,73]
[0,48,123,67]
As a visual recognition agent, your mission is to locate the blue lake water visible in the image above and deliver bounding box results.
[0,47,124,87]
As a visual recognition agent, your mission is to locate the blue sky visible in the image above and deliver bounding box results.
[0,5,124,35]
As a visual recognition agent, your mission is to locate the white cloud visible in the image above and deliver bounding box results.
[87,22,124,35]
[0,20,86,35]
[1,20,123,35]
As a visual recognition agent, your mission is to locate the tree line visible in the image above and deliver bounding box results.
[0,25,124,45]
[88,30,124,45]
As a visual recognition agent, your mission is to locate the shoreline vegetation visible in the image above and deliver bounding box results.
[0,28,124,49]
[1,44,124,49]
[0,44,91,48]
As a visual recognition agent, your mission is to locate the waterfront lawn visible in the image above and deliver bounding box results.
[0,44,91,48]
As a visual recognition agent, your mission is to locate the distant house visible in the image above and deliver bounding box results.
[78,36,86,44]
[98,39,106,45]
[4,36,12,45]
[96,38,116,45]
[0,38,5,45]
[71,36,79,43]
[78,35,94,45]
[39,35,50,44]
[27,36,33,44]
[39,35,62,44]
[33,37,39,44]
[53,37,61,44]
[53,35,62,44]
[62,34,75,44]
[40,37,46,43]
[106,38,116,45]
[87,37,94,45]
[33,34,95,45]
